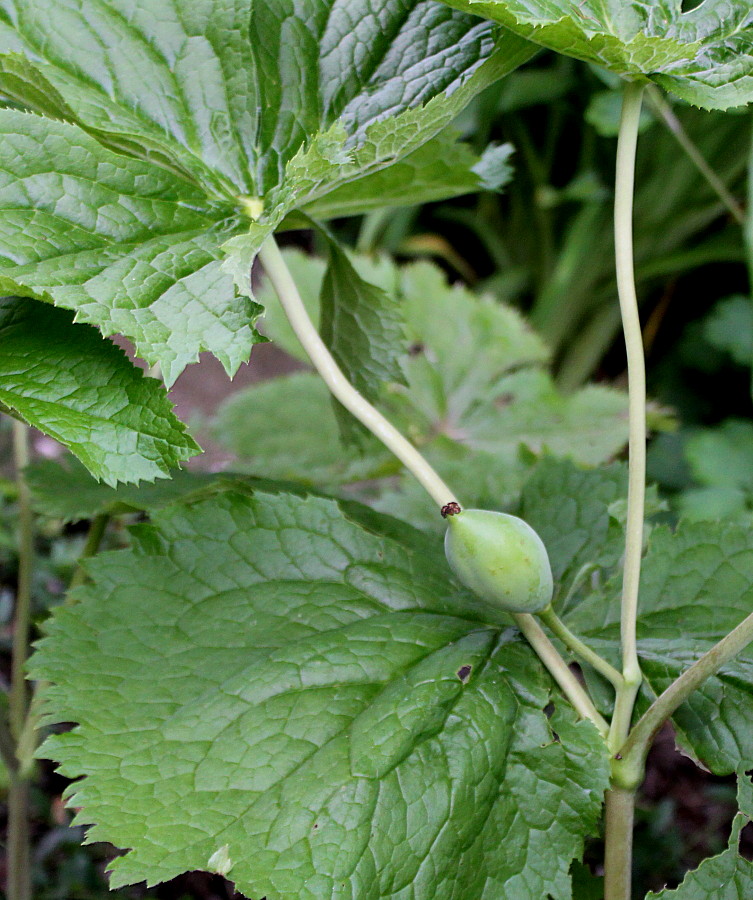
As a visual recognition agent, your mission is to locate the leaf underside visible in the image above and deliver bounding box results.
[33,486,609,899]
[438,0,753,110]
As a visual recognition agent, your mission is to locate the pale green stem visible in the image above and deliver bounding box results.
[538,606,624,690]
[257,235,457,509]
[609,81,646,753]
[259,235,607,735]
[8,419,33,900]
[647,86,745,226]
[514,613,609,737]
[604,787,635,900]
[614,607,753,791]
[67,513,110,598]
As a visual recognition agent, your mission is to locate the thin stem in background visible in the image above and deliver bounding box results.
[614,607,753,790]
[647,86,745,226]
[67,514,110,598]
[609,81,646,754]
[8,419,34,900]
[10,420,32,741]
[257,235,457,510]
[258,235,608,736]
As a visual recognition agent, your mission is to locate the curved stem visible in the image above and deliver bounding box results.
[646,86,744,225]
[259,235,606,735]
[614,608,753,791]
[514,613,609,737]
[257,235,457,510]
[538,606,624,690]
[604,787,635,900]
[609,81,646,752]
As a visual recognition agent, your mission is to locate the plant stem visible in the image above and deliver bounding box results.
[8,420,33,900]
[259,235,607,735]
[257,235,458,509]
[604,787,635,900]
[614,608,753,790]
[647,86,745,225]
[7,778,32,900]
[609,81,646,752]
[538,606,624,690]
[67,513,109,598]
[514,613,609,737]
[10,421,32,741]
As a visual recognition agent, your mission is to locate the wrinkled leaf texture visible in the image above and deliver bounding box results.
[0,0,534,384]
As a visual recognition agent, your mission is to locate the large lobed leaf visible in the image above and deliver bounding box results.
[0,296,198,485]
[32,486,610,898]
[0,0,534,383]
[438,0,753,110]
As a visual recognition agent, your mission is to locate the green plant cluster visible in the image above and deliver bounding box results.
[1,3,753,900]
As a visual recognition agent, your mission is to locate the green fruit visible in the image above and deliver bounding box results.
[444,508,553,614]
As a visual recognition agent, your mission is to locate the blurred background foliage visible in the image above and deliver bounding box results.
[3,48,753,899]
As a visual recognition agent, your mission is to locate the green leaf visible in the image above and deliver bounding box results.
[319,235,406,443]
[0,297,197,485]
[32,487,610,898]
[223,251,629,529]
[438,0,753,110]
[567,520,753,774]
[0,109,257,387]
[25,456,229,522]
[214,373,392,488]
[304,132,515,220]
[518,464,753,772]
[703,296,753,367]
[648,769,753,898]
[521,459,628,609]
[585,89,654,137]
[685,420,753,492]
[0,1,535,381]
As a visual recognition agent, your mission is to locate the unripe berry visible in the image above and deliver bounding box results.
[444,508,553,614]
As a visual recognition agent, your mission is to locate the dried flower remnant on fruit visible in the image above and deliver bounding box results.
[442,502,462,518]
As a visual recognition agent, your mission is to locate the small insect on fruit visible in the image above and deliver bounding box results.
[444,506,553,614]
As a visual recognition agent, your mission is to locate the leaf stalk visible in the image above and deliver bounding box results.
[259,235,608,736]
[257,235,458,510]
[609,81,646,753]
[613,607,753,791]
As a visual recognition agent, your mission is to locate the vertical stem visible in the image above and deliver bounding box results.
[7,779,32,900]
[609,81,646,751]
[604,788,635,900]
[8,420,33,900]
[67,513,110,598]
[10,421,32,740]
[257,235,458,509]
